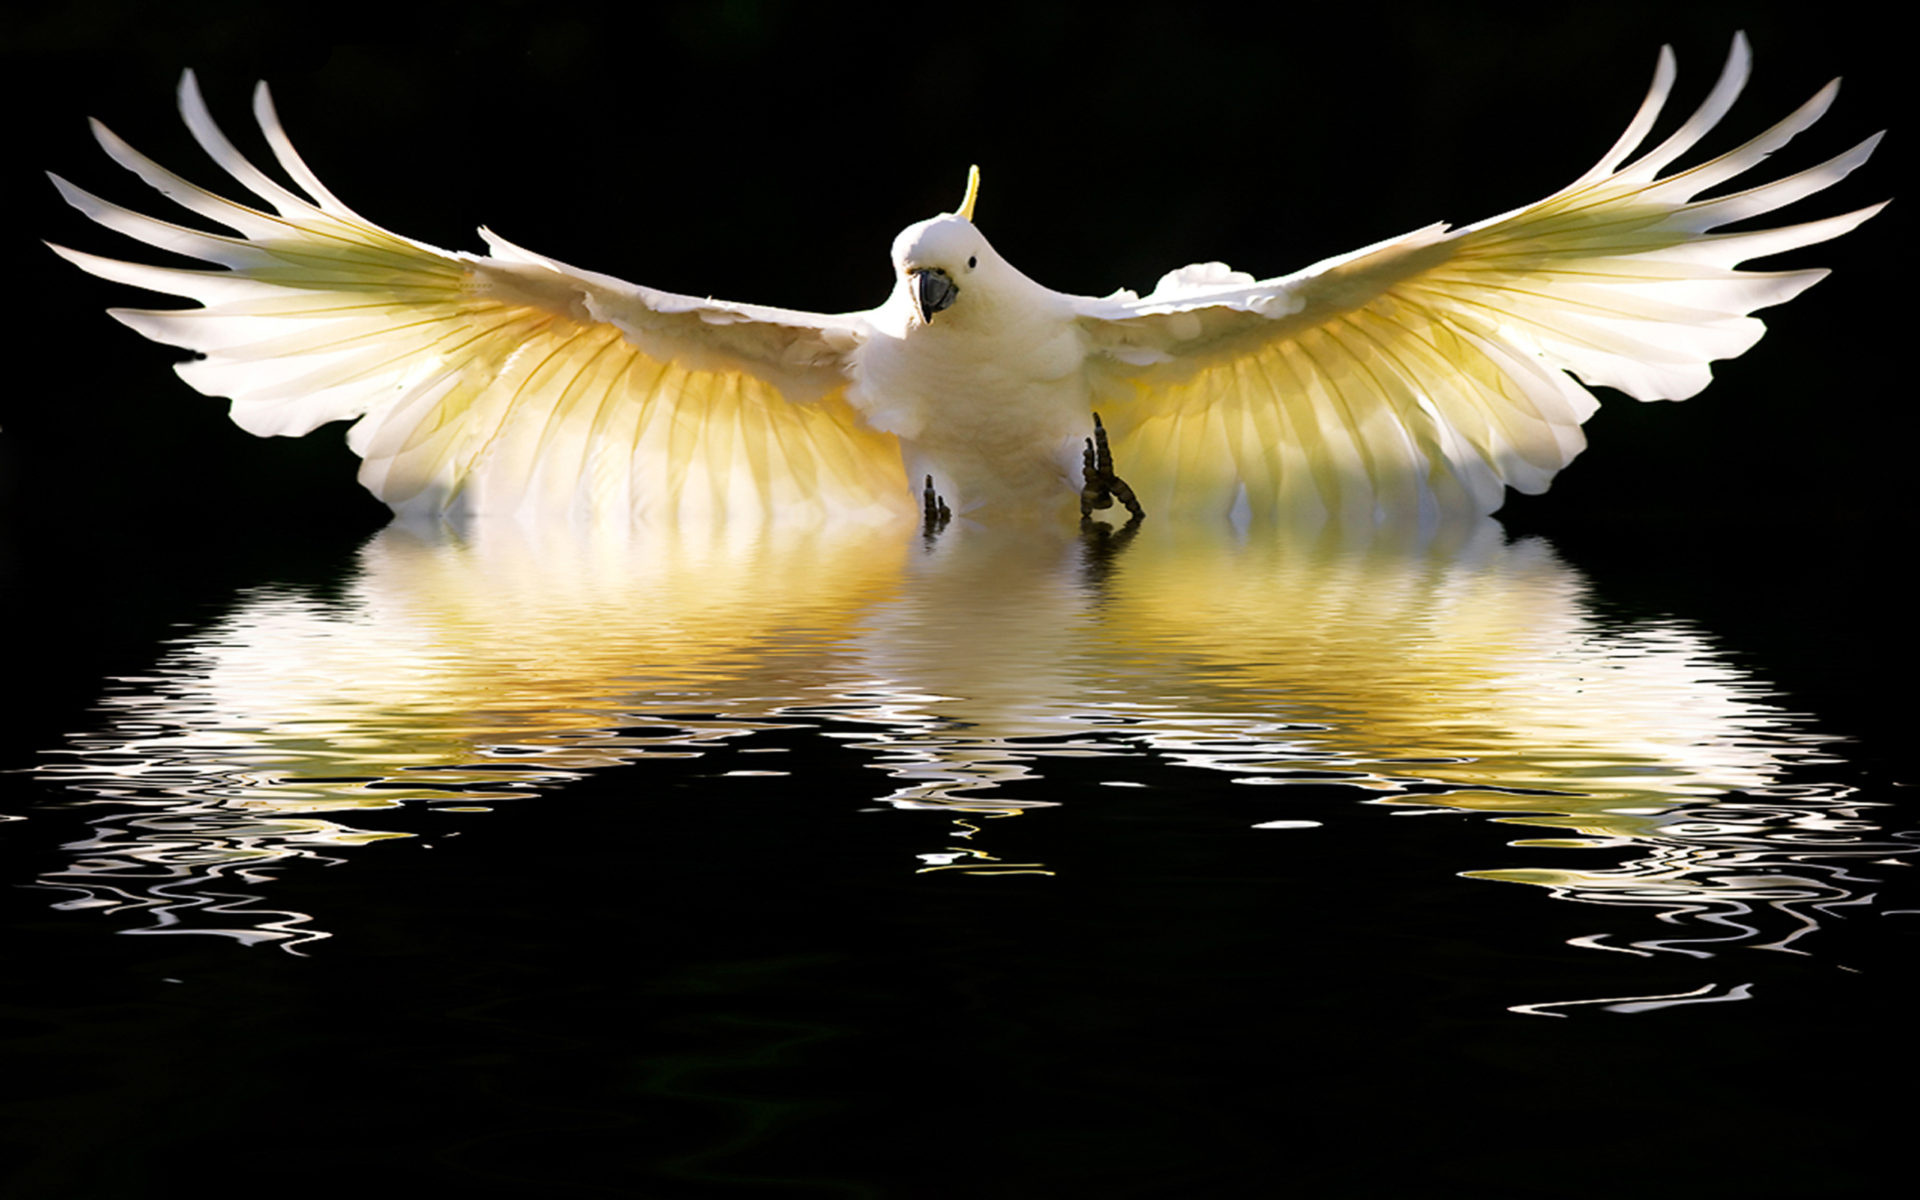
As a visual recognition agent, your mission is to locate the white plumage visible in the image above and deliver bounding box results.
[47,34,1882,528]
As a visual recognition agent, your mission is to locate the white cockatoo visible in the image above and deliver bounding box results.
[48,34,1881,529]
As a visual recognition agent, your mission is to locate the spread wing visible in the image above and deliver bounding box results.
[47,72,910,524]
[1079,35,1884,525]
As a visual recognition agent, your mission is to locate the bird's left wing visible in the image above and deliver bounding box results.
[1077,36,1883,525]
[47,73,909,524]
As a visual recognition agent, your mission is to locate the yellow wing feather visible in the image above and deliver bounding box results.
[1089,35,1883,525]
[47,72,909,526]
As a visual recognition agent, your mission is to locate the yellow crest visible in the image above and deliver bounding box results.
[957,165,980,222]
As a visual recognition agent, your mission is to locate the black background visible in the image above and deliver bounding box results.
[1,5,1912,1198]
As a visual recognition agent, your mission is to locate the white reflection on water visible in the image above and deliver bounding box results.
[29,518,1911,976]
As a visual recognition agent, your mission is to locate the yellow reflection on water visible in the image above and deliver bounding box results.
[32,517,1894,960]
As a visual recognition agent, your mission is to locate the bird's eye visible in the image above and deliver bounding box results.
[968,256,977,269]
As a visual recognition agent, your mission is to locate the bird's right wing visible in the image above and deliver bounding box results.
[1077,36,1883,525]
[48,72,910,524]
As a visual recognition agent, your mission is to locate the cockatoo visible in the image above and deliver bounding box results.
[47,34,1881,529]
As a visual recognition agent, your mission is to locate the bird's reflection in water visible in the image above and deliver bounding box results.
[32,516,1906,979]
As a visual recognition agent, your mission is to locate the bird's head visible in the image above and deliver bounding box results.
[890,166,1016,328]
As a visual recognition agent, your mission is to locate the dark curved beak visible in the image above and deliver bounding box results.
[910,268,959,324]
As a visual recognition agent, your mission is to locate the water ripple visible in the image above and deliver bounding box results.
[21,518,1912,993]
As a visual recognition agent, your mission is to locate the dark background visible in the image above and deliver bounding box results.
[0,6,1911,1198]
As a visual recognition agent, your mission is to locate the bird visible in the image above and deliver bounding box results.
[46,33,1882,530]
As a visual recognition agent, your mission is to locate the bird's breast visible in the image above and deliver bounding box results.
[850,321,1093,515]
[853,319,1085,434]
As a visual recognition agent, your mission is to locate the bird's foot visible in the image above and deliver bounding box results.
[922,474,952,536]
[1079,412,1145,527]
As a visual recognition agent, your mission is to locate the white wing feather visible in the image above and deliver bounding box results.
[1080,34,1884,525]
[49,39,1880,530]
[47,72,908,524]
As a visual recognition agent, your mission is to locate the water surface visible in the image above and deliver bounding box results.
[3,515,1913,1196]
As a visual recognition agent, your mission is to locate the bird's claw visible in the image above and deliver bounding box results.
[1079,412,1144,526]
[922,474,951,535]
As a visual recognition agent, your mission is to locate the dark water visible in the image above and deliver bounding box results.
[2,513,1913,1198]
